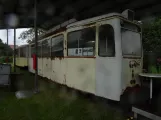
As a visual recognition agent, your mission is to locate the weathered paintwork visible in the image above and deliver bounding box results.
[16,57,28,67]
[121,58,142,91]
[28,13,142,101]
[95,18,122,101]
[38,58,43,76]
[15,45,29,67]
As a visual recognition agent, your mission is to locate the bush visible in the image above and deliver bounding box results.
[0,56,13,63]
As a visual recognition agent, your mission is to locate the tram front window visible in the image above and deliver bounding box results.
[121,29,141,57]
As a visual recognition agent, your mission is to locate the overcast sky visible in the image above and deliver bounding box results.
[0,28,28,46]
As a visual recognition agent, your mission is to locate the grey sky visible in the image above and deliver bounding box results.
[0,28,28,46]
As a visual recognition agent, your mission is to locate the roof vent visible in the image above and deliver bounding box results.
[122,9,135,21]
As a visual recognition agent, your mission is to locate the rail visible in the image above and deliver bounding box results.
[132,107,161,120]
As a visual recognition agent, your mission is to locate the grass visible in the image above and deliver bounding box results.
[0,68,124,120]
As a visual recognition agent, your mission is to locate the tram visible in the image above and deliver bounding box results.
[26,9,144,103]
[15,44,29,67]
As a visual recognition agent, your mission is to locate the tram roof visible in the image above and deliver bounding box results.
[67,13,123,28]
[16,44,28,49]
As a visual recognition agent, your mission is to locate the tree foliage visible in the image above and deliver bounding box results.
[18,28,45,43]
[142,17,161,52]
[0,39,13,56]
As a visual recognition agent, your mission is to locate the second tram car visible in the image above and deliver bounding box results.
[15,44,29,67]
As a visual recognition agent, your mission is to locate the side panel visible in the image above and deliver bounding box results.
[38,58,43,76]
[122,58,142,89]
[20,57,28,67]
[28,58,35,73]
[16,57,27,67]
[96,19,122,101]
[42,58,52,79]
[50,58,96,94]
[51,58,66,84]
[66,58,96,94]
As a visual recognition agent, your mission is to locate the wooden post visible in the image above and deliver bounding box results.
[34,0,38,93]
[7,29,8,45]
[13,29,16,72]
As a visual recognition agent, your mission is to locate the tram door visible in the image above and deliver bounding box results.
[96,19,122,101]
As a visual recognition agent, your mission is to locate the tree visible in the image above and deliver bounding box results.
[0,39,13,56]
[18,28,45,43]
[142,17,161,52]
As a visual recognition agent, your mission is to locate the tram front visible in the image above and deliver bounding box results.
[120,16,145,104]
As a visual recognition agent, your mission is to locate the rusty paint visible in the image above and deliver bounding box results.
[123,56,141,59]
[51,56,64,60]
[51,57,55,60]
[58,57,64,60]
[38,56,95,59]
[64,75,66,84]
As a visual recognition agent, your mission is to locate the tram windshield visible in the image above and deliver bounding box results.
[121,21,141,57]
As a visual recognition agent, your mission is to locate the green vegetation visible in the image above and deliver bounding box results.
[18,28,45,43]
[0,39,13,56]
[0,38,13,63]
[148,65,161,73]
[0,56,13,63]
[143,17,161,52]
[0,69,124,120]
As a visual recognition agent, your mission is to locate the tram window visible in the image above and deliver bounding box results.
[31,44,35,56]
[51,35,64,57]
[15,49,18,57]
[42,39,51,57]
[67,27,96,56]
[48,39,51,57]
[20,47,26,57]
[121,29,141,56]
[37,42,42,57]
[98,24,115,57]
[120,20,141,32]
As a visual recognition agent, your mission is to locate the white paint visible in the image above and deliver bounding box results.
[95,19,122,101]
[66,58,95,94]
[38,58,43,76]
[25,14,142,102]
[121,59,142,90]
[51,58,66,85]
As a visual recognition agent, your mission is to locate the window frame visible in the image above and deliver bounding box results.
[20,47,26,57]
[121,27,142,58]
[42,38,51,57]
[98,24,115,57]
[51,34,64,57]
[67,26,96,57]
[37,41,42,58]
[31,44,35,57]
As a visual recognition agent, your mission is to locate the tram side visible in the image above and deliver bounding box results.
[28,30,96,94]
[28,11,145,103]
